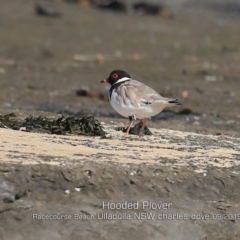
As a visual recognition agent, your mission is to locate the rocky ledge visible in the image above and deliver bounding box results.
[0,125,240,240]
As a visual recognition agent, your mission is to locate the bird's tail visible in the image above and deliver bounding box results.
[167,99,181,107]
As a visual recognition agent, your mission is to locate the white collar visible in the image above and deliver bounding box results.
[112,77,131,86]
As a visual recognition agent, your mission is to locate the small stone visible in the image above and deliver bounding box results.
[74,187,81,192]
[96,54,105,65]
[192,121,200,126]
[205,75,217,82]
[226,120,235,125]
[0,68,5,74]
[65,190,70,195]
[181,91,189,99]
[0,193,15,203]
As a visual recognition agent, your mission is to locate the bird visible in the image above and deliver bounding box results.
[101,70,181,136]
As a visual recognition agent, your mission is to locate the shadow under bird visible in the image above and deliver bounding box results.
[101,70,181,136]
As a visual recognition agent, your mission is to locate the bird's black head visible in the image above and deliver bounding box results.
[101,70,131,86]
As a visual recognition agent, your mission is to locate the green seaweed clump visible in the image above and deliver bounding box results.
[0,113,105,137]
[0,113,21,129]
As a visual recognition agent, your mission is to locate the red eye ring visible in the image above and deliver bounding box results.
[112,73,118,78]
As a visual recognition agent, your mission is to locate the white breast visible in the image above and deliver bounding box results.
[109,90,131,118]
[109,89,165,119]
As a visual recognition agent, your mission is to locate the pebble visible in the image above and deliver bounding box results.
[205,75,217,81]
[65,190,70,195]
[193,116,200,121]
[192,121,200,126]
[226,120,235,125]
[181,91,189,99]
[0,68,5,74]
[74,187,81,192]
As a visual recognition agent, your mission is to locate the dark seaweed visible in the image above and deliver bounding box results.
[0,113,105,137]
[115,120,152,135]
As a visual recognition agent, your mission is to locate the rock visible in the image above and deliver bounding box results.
[177,108,193,115]
[76,86,107,100]
[205,75,217,81]
[65,189,70,195]
[181,90,189,99]
[35,3,61,18]
[91,0,127,12]
[74,187,81,192]
[133,2,172,18]
[0,192,15,203]
[115,121,152,135]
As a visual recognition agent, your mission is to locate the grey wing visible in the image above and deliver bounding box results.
[121,80,171,107]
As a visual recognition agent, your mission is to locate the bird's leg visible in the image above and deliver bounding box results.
[139,117,147,137]
[125,115,136,136]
